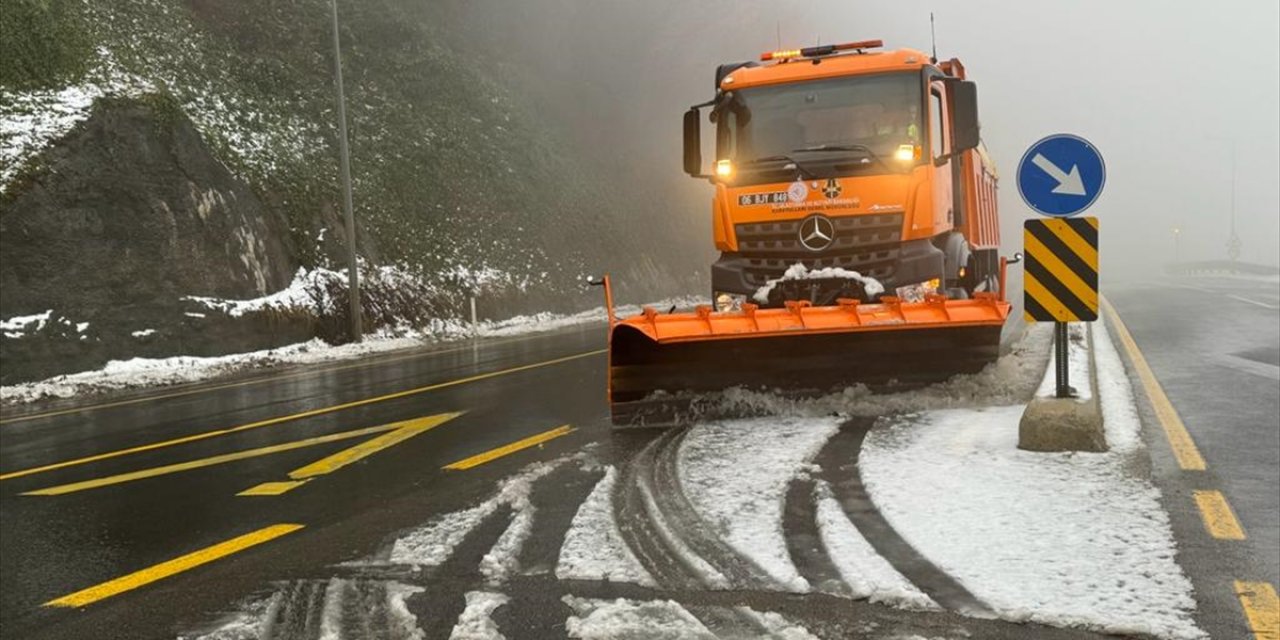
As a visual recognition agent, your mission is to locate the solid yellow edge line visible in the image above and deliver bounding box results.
[0,349,605,482]
[444,425,576,471]
[1235,581,1279,640]
[45,523,304,608]
[289,412,462,479]
[23,423,399,496]
[1101,297,1206,471]
[1193,490,1246,540]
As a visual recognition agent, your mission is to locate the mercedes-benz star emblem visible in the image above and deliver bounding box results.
[798,214,835,252]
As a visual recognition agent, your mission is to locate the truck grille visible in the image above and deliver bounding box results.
[734,213,903,286]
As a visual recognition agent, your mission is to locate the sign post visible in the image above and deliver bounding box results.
[1017,134,1105,399]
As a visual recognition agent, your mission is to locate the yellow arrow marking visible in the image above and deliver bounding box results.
[45,523,303,608]
[1236,581,1279,640]
[238,412,462,496]
[23,423,400,496]
[443,424,576,471]
[0,349,602,482]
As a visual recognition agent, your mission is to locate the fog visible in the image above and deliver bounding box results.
[452,0,1279,279]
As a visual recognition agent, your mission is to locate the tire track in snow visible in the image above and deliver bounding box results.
[612,428,773,637]
[782,476,852,598]
[814,417,992,617]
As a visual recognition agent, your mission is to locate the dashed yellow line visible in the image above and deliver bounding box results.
[1193,490,1246,540]
[1101,297,1206,470]
[0,349,604,482]
[45,524,303,608]
[1236,581,1279,640]
[444,425,576,471]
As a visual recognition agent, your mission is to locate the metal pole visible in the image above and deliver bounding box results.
[331,0,362,342]
[1055,321,1071,398]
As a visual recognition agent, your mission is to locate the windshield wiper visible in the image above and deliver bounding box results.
[743,154,817,179]
[792,144,889,170]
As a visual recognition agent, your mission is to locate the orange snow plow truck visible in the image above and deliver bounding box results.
[602,40,1013,426]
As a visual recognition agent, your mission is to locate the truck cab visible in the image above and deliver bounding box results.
[683,41,1001,312]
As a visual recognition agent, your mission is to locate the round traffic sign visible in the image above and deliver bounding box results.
[1016,134,1106,217]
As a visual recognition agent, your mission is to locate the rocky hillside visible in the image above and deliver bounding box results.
[0,0,712,383]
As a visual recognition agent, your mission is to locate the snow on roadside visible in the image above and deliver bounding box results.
[449,591,509,640]
[676,416,843,591]
[0,294,703,406]
[562,597,715,639]
[1033,322,1092,401]
[812,480,937,610]
[858,316,1203,639]
[556,466,656,587]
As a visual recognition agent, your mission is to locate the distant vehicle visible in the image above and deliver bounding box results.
[602,40,1013,426]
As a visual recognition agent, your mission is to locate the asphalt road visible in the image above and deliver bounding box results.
[0,277,1275,639]
[1106,273,1280,639]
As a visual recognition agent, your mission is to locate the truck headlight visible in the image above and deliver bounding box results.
[714,292,746,312]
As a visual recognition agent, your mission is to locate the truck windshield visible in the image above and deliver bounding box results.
[716,72,922,177]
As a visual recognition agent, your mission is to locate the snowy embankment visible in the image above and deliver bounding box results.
[858,316,1204,640]
[0,266,701,405]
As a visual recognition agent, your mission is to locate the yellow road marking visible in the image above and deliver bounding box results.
[237,480,310,496]
[45,523,303,607]
[1101,297,1206,470]
[0,349,605,482]
[1236,581,1279,640]
[444,425,576,471]
[23,423,400,496]
[1193,490,1246,540]
[239,413,462,496]
[0,334,595,425]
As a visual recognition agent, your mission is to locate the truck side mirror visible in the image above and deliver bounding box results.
[683,108,703,176]
[952,81,980,152]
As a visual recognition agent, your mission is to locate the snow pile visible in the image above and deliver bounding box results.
[556,466,656,587]
[0,293,701,406]
[857,319,1203,639]
[1,311,54,338]
[677,416,844,591]
[753,262,885,304]
[812,481,937,610]
[562,597,715,639]
[700,323,1052,421]
[0,334,428,405]
[449,591,509,640]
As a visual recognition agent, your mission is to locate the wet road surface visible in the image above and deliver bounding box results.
[0,277,1275,639]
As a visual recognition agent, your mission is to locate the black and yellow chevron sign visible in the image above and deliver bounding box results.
[1024,217,1099,322]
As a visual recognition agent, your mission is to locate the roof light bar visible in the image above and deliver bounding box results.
[760,39,884,62]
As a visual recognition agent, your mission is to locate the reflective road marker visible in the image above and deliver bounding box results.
[444,425,575,471]
[45,524,303,608]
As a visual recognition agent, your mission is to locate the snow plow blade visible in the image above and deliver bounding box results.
[608,294,1010,427]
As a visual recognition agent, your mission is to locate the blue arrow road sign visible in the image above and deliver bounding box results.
[1017,134,1105,217]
